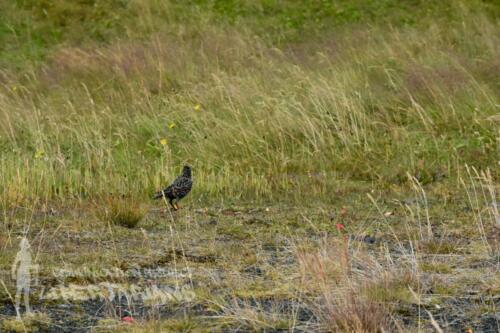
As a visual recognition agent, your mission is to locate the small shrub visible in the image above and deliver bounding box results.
[364,272,417,304]
[420,262,453,274]
[1,312,52,333]
[419,239,460,254]
[101,198,145,228]
[317,290,393,333]
[295,238,396,332]
[93,318,123,333]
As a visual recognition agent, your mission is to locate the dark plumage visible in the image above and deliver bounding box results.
[153,165,193,210]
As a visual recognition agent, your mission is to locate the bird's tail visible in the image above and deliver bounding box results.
[153,191,165,200]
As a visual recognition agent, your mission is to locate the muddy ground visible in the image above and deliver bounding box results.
[1,197,499,332]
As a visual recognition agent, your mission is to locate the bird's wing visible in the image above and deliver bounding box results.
[172,177,192,195]
[153,183,173,199]
[154,175,192,200]
[171,176,188,188]
[164,183,175,195]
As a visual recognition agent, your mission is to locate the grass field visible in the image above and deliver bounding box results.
[0,0,499,332]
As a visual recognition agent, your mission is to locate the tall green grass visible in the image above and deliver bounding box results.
[0,0,498,207]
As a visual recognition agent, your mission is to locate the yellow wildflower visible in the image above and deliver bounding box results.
[34,149,45,159]
[194,104,202,111]
[168,122,176,129]
[159,138,168,146]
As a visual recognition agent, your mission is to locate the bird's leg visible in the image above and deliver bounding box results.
[169,198,180,211]
[169,198,177,211]
[174,202,180,210]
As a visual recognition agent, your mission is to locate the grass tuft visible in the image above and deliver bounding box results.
[0,312,52,333]
[100,197,145,228]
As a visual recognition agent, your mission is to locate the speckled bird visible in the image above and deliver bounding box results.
[153,165,192,210]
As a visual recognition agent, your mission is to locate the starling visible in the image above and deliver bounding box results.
[153,165,192,210]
